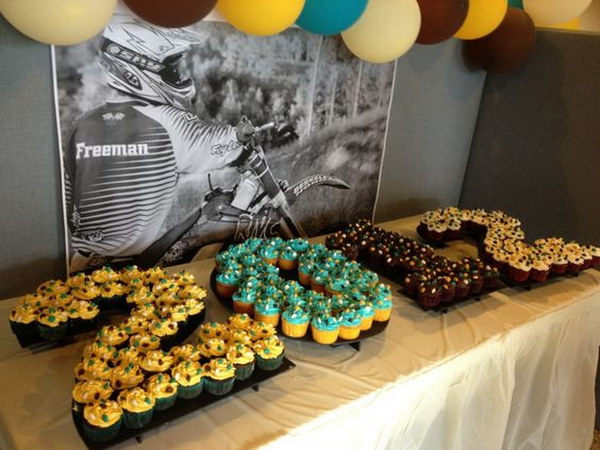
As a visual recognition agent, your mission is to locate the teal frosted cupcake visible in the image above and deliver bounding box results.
[82,400,123,442]
[172,361,204,399]
[232,287,257,316]
[338,308,362,340]
[281,305,310,338]
[117,387,155,429]
[310,268,330,293]
[260,245,280,266]
[356,300,375,331]
[359,270,379,287]
[373,290,393,322]
[326,278,350,297]
[254,297,281,327]
[244,238,263,253]
[203,358,236,395]
[226,344,256,380]
[310,313,340,344]
[279,246,299,270]
[290,238,310,253]
[215,268,241,298]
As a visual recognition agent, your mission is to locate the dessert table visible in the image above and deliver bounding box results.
[0,216,599,450]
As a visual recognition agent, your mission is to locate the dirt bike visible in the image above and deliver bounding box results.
[130,117,350,268]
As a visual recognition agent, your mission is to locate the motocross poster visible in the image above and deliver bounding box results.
[53,10,396,273]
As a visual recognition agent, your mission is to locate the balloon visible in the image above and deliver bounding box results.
[0,0,117,45]
[342,0,421,64]
[523,0,592,25]
[217,0,305,36]
[123,0,216,28]
[454,0,508,40]
[296,0,368,35]
[416,0,469,45]
[464,8,535,73]
[508,0,523,8]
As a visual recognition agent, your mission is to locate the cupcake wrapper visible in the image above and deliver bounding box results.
[311,326,339,345]
[97,295,126,311]
[234,361,255,381]
[216,282,237,298]
[278,259,298,271]
[123,409,153,430]
[256,353,284,371]
[233,301,254,316]
[281,320,309,338]
[178,380,204,400]
[37,322,68,341]
[83,418,122,442]
[373,307,392,322]
[9,320,37,337]
[69,318,97,334]
[360,316,374,331]
[154,394,178,411]
[339,325,361,340]
[205,377,235,396]
[253,312,280,327]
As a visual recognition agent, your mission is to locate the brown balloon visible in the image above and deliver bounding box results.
[416,0,469,45]
[124,0,217,28]
[464,8,536,73]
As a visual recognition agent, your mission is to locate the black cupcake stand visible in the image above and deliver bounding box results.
[72,356,295,449]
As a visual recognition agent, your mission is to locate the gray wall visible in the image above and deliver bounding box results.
[374,40,485,222]
[0,16,66,299]
[460,30,600,244]
[0,17,485,299]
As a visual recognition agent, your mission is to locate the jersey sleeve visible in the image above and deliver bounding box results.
[136,105,242,174]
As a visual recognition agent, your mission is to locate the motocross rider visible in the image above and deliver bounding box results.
[64,15,253,271]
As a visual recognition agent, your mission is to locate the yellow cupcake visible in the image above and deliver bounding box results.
[198,322,229,340]
[140,350,174,373]
[117,387,155,413]
[83,340,117,362]
[150,318,178,339]
[71,284,100,301]
[37,279,70,296]
[143,266,167,285]
[171,361,203,387]
[129,332,161,352]
[97,325,129,347]
[249,322,277,341]
[178,285,207,300]
[72,380,113,404]
[170,344,201,363]
[119,266,144,284]
[227,313,254,331]
[111,362,144,390]
[198,338,228,359]
[145,373,178,400]
[84,400,122,428]
[91,266,120,284]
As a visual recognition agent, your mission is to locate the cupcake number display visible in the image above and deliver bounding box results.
[326,221,500,310]
[325,208,600,310]
[8,266,206,345]
[417,207,600,282]
[214,237,393,344]
[9,266,209,443]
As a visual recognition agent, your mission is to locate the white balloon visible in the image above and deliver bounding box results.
[523,0,592,25]
[342,0,421,64]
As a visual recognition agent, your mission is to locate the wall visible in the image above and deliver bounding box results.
[0,17,485,298]
[460,30,600,244]
[0,17,66,298]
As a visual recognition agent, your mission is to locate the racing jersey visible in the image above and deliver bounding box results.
[65,99,240,267]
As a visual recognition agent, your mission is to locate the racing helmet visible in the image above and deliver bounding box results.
[99,14,202,109]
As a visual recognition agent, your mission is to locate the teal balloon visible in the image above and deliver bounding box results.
[508,0,523,8]
[296,0,369,35]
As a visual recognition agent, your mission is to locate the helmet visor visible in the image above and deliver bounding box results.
[158,54,193,89]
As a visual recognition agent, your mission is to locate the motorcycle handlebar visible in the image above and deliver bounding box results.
[254,122,275,134]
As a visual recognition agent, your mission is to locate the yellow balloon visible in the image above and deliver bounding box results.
[454,0,508,40]
[0,0,117,45]
[217,0,306,36]
[341,0,421,64]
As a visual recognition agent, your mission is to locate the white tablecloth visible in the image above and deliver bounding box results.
[0,216,598,450]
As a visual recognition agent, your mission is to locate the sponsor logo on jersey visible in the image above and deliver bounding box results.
[102,112,126,122]
[76,142,149,160]
[211,140,243,157]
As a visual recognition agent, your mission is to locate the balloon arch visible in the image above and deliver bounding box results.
[0,0,594,72]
